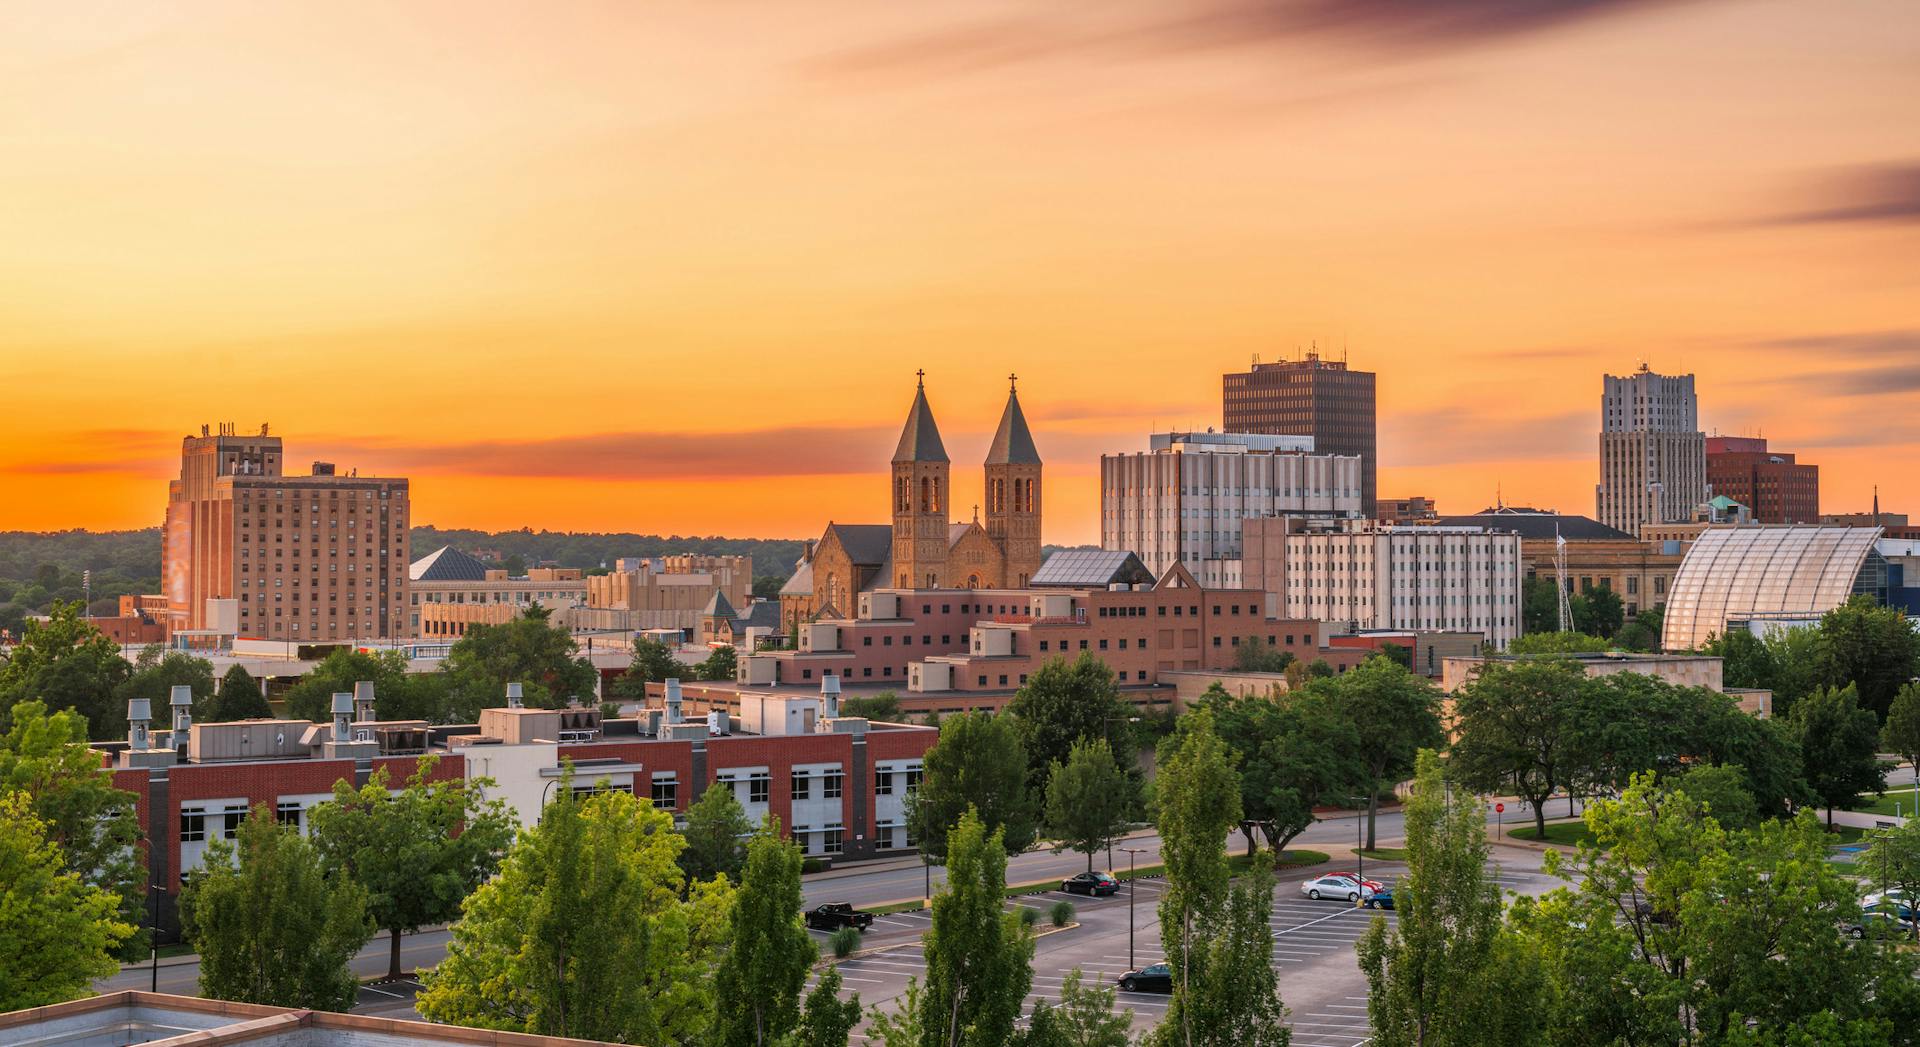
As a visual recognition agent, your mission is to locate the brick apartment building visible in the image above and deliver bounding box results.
[1706,436,1819,524]
[101,681,932,939]
[163,424,409,643]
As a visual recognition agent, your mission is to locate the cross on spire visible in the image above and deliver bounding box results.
[1008,372,1018,393]
[916,368,925,388]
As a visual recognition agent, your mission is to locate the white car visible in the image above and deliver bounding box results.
[1863,889,1914,910]
[1301,874,1373,902]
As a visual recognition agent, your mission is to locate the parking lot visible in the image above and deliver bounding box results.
[821,850,1558,1045]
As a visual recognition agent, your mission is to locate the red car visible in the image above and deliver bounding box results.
[1324,871,1385,894]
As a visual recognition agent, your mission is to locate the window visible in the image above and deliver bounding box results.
[180,807,207,842]
[275,801,302,828]
[791,771,811,800]
[999,675,1009,686]
[876,772,893,795]
[905,768,923,794]
[651,776,678,810]
[823,771,844,799]
[863,636,872,646]
[824,828,845,855]
[222,807,247,839]
[748,774,771,804]
[1099,639,1109,650]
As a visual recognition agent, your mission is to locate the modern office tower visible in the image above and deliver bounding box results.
[1222,350,1377,514]
[1706,436,1819,524]
[1597,365,1707,537]
[163,423,409,642]
[1100,431,1362,585]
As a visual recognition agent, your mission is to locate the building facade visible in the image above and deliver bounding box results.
[1660,525,1885,650]
[782,376,1045,626]
[1431,507,1685,619]
[1597,366,1707,537]
[409,546,589,638]
[1241,520,1522,648]
[1100,431,1362,585]
[582,554,752,633]
[1222,351,1378,514]
[163,424,409,642]
[1705,436,1819,524]
[1376,496,1440,525]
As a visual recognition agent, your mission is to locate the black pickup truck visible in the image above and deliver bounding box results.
[805,903,874,932]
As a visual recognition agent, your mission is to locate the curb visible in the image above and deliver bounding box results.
[816,920,1080,969]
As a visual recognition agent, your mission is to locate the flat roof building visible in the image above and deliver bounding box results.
[1598,366,1707,537]
[1222,350,1378,514]
[1706,436,1819,524]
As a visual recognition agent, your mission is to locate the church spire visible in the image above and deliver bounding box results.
[985,374,1041,465]
[892,371,949,464]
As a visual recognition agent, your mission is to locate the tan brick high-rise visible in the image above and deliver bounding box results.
[164,424,409,642]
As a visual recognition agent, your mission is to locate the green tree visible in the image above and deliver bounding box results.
[1201,683,1360,859]
[1569,583,1624,638]
[418,787,736,1043]
[611,636,684,701]
[1521,576,1562,635]
[1510,776,1920,1044]
[1506,631,1610,655]
[1043,737,1129,872]
[1814,596,1920,721]
[1705,627,1776,690]
[1151,707,1242,1047]
[787,967,861,1047]
[714,822,816,1047]
[181,805,373,1011]
[441,605,599,721]
[918,808,1035,1047]
[1791,683,1884,827]
[0,700,144,956]
[681,778,755,883]
[309,755,515,980]
[1359,750,1541,1047]
[1023,968,1133,1047]
[1696,707,1811,824]
[1761,626,1823,717]
[1449,659,1586,839]
[0,793,134,1011]
[1862,819,1920,920]
[906,712,1037,861]
[281,648,423,724]
[1613,606,1665,653]
[1232,637,1296,674]
[0,600,131,739]
[1004,653,1134,791]
[839,691,903,721]
[1315,656,1442,849]
[210,664,272,721]
[1881,682,1920,787]
[1148,866,1291,1047]
[1668,763,1758,831]
[114,645,216,722]
[699,644,739,682]
[1378,642,1413,670]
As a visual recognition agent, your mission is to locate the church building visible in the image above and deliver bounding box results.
[780,374,1044,630]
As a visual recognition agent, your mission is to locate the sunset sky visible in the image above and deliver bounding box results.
[3,1,1916,545]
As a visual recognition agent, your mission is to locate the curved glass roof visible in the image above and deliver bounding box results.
[1662,525,1881,651]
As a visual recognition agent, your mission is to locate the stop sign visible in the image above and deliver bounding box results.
[1495,803,1505,813]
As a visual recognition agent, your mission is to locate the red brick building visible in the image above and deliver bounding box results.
[1706,436,1819,524]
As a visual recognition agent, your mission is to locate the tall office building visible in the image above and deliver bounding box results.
[1706,436,1819,524]
[1222,350,1377,515]
[1100,431,1362,585]
[1597,366,1706,537]
[163,424,410,642]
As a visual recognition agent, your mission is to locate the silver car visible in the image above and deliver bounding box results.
[1301,874,1369,902]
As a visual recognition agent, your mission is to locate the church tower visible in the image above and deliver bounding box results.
[985,374,1043,587]
[891,372,951,589]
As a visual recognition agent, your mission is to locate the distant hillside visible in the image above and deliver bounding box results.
[405,527,807,580]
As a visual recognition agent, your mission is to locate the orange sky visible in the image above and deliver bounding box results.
[2,0,1916,544]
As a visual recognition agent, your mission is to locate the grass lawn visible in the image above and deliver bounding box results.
[1848,792,1920,818]
[1358,847,1408,861]
[1508,822,1595,847]
[1823,824,1869,845]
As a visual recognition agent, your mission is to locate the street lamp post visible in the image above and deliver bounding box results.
[1104,715,1142,872]
[1348,795,1368,890]
[1120,846,1148,970]
[149,880,161,992]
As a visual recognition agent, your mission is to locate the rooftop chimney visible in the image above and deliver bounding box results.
[506,682,524,709]
[128,698,152,751]
[352,680,376,723]
[821,673,841,719]
[331,692,353,743]
[170,685,194,758]
[664,678,683,724]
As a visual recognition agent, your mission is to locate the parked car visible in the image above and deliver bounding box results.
[1845,910,1917,940]
[804,903,873,932]
[1062,871,1120,896]
[1363,886,1397,910]
[1117,963,1174,994]
[1324,870,1386,894]
[1863,889,1915,911]
[1302,874,1372,902]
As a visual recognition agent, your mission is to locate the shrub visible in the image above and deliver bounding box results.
[801,857,829,874]
[830,926,860,958]
[1050,900,1075,927]
[1018,905,1040,928]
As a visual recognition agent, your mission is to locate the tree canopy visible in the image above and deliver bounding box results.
[0,601,130,739]
[1813,596,1920,721]
[712,822,816,1047]
[114,645,216,724]
[680,778,755,883]
[906,712,1037,861]
[1791,683,1884,825]
[1309,656,1443,848]
[1003,653,1135,791]
[209,664,272,722]
[440,605,599,721]
[1200,682,1361,859]
[917,808,1035,1047]
[1043,736,1130,872]
[0,793,134,1011]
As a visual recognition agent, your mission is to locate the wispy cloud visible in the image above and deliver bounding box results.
[1380,408,1590,467]
[320,427,897,481]
[1757,162,1920,227]
[812,0,1710,81]
[1743,329,1920,357]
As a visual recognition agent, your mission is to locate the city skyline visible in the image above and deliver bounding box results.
[4,1,1917,542]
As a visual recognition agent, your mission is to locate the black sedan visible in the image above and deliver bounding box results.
[1061,871,1121,896]
[1118,963,1173,994]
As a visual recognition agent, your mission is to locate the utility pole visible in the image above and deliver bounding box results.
[1121,846,1148,970]
[1349,795,1368,891]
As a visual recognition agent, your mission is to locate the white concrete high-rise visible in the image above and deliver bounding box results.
[1597,365,1706,537]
